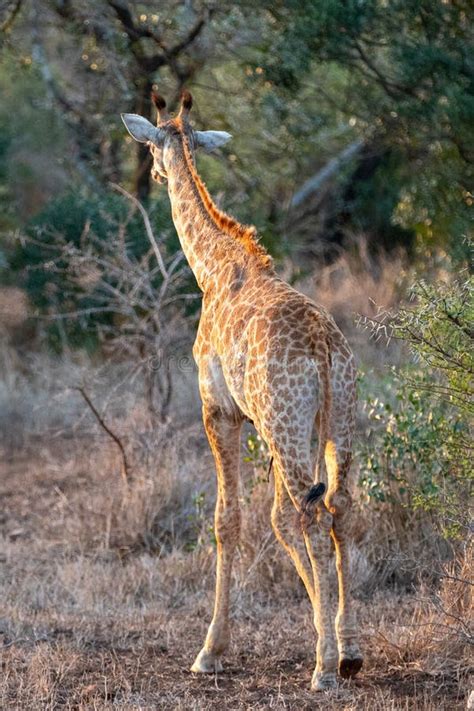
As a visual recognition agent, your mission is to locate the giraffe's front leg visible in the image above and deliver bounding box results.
[191,405,242,674]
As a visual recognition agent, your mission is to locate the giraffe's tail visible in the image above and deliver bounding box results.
[300,341,332,527]
[314,342,332,483]
[300,481,327,531]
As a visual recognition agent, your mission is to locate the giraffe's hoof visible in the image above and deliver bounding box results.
[339,655,363,679]
[190,648,223,674]
[311,671,338,691]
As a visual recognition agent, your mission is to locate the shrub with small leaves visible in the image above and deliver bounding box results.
[358,271,473,538]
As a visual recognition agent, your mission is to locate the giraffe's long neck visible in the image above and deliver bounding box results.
[164,137,235,291]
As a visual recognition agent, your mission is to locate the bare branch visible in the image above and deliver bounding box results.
[75,386,131,485]
[0,0,23,34]
[110,182,169,280]
[106,0,164,45]
[106,0,209,72]
[167,12,209,59]
[351,37,418,99]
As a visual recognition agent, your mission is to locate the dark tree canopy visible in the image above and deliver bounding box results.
[0,0,472,280]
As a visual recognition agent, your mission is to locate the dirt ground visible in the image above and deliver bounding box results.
[0,435,471,710]
[1,603,467,710]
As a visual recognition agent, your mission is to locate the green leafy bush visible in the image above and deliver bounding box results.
[358,273,473,538]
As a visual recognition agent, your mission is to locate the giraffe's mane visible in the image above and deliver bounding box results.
[177,124,273,269]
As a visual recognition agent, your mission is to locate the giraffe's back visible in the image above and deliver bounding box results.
[202,272,354,434]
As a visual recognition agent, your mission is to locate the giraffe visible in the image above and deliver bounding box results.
[121,91,363,691]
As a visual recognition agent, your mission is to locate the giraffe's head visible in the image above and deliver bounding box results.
[121,91,232,184]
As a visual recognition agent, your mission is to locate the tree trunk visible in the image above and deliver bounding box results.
[133,75,154,201]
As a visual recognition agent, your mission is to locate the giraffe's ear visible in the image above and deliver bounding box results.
[194,130,232,152]
[121,113,162,144]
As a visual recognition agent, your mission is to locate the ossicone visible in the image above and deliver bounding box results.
[151,91,168,123]
[179,90,193,120]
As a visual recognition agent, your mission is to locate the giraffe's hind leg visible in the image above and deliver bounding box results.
[325,389,363,677]
[191,405,241,674]
[271,474,315,603]
[326,456,363,677]
[271,453,338,691]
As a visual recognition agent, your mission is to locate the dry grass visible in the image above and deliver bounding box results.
[0,526,471,709]
[312,244,405,329]
[292,242,410,372]
[0,371,471,709]
[0,256,471,709]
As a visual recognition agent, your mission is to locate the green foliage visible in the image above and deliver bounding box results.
[186,491,216,551]
[257,0,473,257]
[8,188,191,351]
[243,432,271,497]
[0,50,70,233]
[0,118,13,232]
[1,1,471,269]
[244,432,270,471]
[358,273,473,537]
[393,278,473,411]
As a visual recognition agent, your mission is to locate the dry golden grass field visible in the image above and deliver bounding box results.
[0,261,471,710]
[0,383,471,709]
